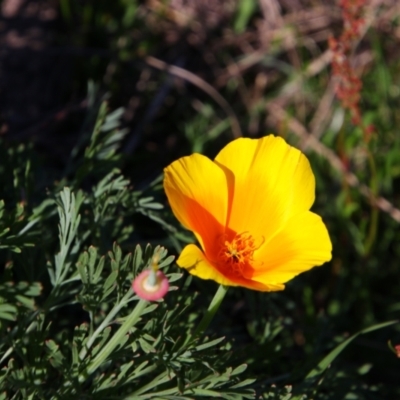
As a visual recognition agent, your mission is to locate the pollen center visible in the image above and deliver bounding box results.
[218,232,263,276]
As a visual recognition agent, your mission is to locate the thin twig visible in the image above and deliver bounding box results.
[309,78,336,139]
[144,56,242,138]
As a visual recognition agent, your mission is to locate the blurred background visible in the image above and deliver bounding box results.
[1,0,400,398]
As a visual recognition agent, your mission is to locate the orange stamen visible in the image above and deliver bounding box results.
[218,232,263,276]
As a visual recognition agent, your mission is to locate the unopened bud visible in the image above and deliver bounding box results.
[132,268,169,301]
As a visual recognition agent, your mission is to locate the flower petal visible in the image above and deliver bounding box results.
[214,135,315,241]
[249,211,332,285]
[164,153,228,252]
[178,244,285,291]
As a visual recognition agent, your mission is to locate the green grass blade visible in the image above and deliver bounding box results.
[306,320,398,380]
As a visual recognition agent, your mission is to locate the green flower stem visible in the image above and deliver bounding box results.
[185,284,228,347]
[79,290,133,360]
[83,299,147,378]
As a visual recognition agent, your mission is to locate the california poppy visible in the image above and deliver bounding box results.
[164,135,332,291]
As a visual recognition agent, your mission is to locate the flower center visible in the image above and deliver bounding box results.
[218,232,263,276]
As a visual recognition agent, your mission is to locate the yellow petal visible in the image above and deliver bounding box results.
[164,153,228,253]
[249,211,332,285]
[178,244,285,292]
[214,135,315,242]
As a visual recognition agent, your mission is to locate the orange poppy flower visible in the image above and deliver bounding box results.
[164,135,332,291]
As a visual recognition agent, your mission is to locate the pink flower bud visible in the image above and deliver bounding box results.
[132,269,169,301]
